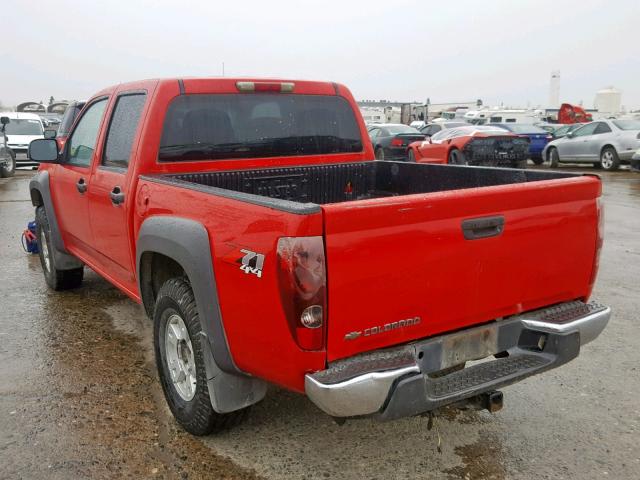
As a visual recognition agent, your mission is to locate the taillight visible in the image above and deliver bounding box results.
[391,137,404,146]
[276,236,326,351]
[236,81,295,93]
[588,197,605,294]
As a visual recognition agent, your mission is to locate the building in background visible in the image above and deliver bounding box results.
[549,70,560,108]
[594,87,622,118]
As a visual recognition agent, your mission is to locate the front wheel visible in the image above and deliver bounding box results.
[0,152,15,178]
[154,277,249,435]
[548,148,559,168]
[35,206,83,290]
[600,147,620,171]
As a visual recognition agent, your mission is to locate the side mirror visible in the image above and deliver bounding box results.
[566,131,574,139]
[44,129,57,139]
[0,116,9,125]
[29,138,60,163]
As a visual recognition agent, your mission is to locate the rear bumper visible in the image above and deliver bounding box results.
[305,301,610,419]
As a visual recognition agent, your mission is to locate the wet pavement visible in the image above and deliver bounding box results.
[1,166,639,479]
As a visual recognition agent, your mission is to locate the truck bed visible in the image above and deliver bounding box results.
[145,161,601,362]
[160,161,579,208]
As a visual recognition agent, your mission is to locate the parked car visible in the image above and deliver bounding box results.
[489,124,552,165]
[631,148,640,172]
[419,121,468,138]
[28,77,609,436]
[543,119,640,170]
[55,100,86,151]
[0,116,15,177]
[367,123,425,160]
[1,112,45,163]
[407,125,530,168]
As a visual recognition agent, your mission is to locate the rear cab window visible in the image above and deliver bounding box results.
[159,94,363,162]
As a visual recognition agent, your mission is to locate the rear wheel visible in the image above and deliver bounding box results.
[154,277,249,435]
[35,206,84,290]
[600,147,620,171]
[549,147,559,168]
[513,160,528,169]
[592,162,602,169]
[375,147,385,160]
[448,149,467,165]
[531,156,544,165]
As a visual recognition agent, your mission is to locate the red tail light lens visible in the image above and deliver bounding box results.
[391,138,404,146]
[276,236,326,350]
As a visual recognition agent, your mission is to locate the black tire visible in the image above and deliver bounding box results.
[0,152,16,178]
[513,159,528,169]
[549,147,559,168]
[531,156,544,165]
[592,162,602,169]
[407,149,416,162]
[154,277,248,435]
[600,147,620,171]
[448,149,467,165]
[375,147,385,160]
[35,206,84,290]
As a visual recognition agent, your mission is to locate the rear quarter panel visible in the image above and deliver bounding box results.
[134,178,326,392]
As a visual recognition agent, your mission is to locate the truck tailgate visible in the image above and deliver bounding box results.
[322,176,601,361]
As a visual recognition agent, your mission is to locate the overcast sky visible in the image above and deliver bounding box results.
[2,0,638,110]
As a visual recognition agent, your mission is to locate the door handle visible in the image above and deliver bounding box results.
[461,215,505,240]
[110,186,125,205]
[76,178,87,194]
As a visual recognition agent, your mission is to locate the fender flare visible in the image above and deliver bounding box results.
[29,170,83,270]
[136,216,266,413]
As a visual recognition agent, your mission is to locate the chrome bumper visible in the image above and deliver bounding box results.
[305,301,610,418]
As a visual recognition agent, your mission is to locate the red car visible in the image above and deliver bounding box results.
[28,77,609,435]
[408,125,530,168]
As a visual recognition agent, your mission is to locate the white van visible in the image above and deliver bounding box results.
[1,112,45,159]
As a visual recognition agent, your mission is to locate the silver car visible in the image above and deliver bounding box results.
[543,119,640,170]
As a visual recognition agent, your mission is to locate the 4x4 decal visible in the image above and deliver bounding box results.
[239,249,265,278]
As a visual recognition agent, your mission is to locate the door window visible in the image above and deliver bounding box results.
[66,99,108,167]
[593,122,612,135]
[102,93,147,169]
[572,123,598,137]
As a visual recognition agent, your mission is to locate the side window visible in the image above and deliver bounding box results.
[103,93,147,169]
[572,123,598,137]
[593,122,612,135]
[66,99,108,167]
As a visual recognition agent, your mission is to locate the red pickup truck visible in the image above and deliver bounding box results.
[28,78,610,435]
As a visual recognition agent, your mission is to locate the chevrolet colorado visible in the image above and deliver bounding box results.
[28,78,610,435]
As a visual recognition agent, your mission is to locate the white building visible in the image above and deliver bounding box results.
[594,87,622,117]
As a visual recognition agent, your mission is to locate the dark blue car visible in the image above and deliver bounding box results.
[488,124,552,165]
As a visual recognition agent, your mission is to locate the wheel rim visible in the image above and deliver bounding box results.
[165,314,197,401]
[601,151,614,169]
[41,230,51,272]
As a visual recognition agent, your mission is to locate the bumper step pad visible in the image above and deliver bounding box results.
[429,353,550,399]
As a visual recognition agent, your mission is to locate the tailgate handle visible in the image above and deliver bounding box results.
[462,215,505,240]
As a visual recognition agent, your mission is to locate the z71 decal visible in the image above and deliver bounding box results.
[239,249,265,278]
